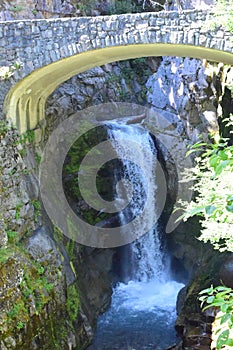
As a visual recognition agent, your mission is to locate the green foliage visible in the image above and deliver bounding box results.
[199,286,233,349]
[0,120,11,136]
[180,137,233,251]
[76,0,141,15]
[35,151,42,164]
[31,199,41,221]
[66,239,75,260]
[20,267,54,314]
[7,301,27,322]
[182,114,233,347]
[16,321,24,330]
[66,284,80,321]
[0,62,22,80]
[109,0,138,14]
[5,265,54,333]
[15,203,23,220]
[38,266,45,275]
[208,0,233,32]
[63,126,112,225]
[20,130,35,144]
[16,130,35,157]
[0,247,15,263]
[31,199,41,211]
[105,58,149,103]
[6,230,18,244]
[76,0,97,15]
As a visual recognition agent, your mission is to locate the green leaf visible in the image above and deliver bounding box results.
[205,205,216,215]
[207,295,215,303]
[227,195,233,202]
[199,296,207,302]
[216,330,230,350]
[209,154,219,168]
[192,142,208,149]
[215,286,232,292]
[199,286,214,295]
[203,300,226,311]
[220,313,231,324]
[203,303,218,311]
[226,204,233,213]
[186,149,198,156]
[215,160,230,176]
[218,150,229,161]
[189,206,206,217]
[225,338,233,346]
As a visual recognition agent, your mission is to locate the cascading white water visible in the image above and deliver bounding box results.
[87,121,184,350]
[107,122,164,282]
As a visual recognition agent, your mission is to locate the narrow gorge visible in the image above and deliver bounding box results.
[0,1,233,349]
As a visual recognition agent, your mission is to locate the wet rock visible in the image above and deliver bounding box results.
[219,254,233,288]
[77,247,114,327]
[176,286,187,315]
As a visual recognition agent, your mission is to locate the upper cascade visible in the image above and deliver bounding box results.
[106,121,165,282]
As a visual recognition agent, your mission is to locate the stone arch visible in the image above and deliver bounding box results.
[4,43,233,134]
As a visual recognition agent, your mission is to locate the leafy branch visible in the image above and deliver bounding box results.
[199,286,233,349]
[178,136,233,251]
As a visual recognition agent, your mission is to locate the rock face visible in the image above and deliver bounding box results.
[0,0,76,20]
[0,0,167,20]
[45,58,155,136]
[0,11,158,348]
[0,124,35,240]
[75,247,114,327]
[0,215,93,350]
[0,0,143,19]
[146,56,233,349]
[168,0,214,10]
[219,254,233,288]
[0,121,113,349]
[0,0,215,20]
[146,56,221,144]
[168,218,229,349]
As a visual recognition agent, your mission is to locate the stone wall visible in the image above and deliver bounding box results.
[0,10,231,76]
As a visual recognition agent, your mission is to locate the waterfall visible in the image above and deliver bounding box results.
[106,121,164,282]
[87,120,184,350]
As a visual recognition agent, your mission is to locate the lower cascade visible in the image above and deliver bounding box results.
[88,121,184,350]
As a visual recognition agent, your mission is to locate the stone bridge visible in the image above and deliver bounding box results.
[0,9,233,134]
